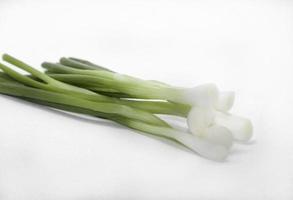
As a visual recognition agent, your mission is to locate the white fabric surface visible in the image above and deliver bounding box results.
[0,0,292,199]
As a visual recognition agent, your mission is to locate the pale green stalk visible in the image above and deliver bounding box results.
[0,73,168,127]
[0,54,189,116]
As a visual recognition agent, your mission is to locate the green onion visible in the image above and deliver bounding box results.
[0,54,254,161]
[43,57,253,142]
[0,73,229,160]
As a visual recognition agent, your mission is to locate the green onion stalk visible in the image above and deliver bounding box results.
[0,85,230,161]
[43,57,253,142]
[0,54,188,118]
[0,55,233,161]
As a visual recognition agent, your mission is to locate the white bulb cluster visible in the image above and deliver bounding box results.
[179,84,253,159]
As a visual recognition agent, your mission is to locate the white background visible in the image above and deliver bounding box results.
[0,0,293,199]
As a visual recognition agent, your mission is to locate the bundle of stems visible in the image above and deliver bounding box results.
[0,54,253,161]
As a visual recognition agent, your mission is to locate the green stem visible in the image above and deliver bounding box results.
[1,55,190,116]
[46,73,190,116]
[1,80,229,160]
[0,80,169,127]
[44,73,189,116]
[13,97,194,153]
[60,57,113,71]
[1,54,97,95]
[44,66,176,97]
[42,62,173,97]
[1,68,189,117]
[3,54,52,83]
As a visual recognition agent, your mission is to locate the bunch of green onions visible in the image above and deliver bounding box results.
[0,54,253,161]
